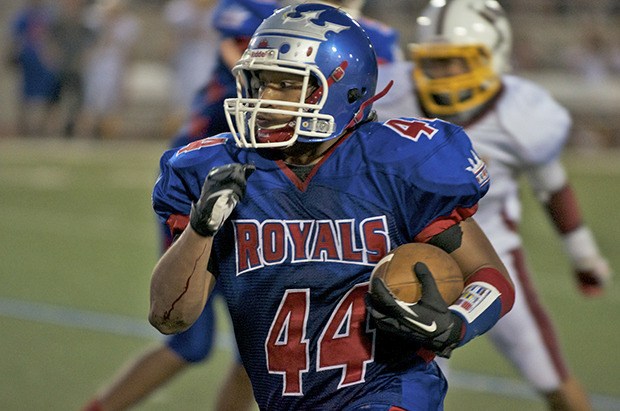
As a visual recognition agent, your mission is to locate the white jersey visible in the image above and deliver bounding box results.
[377,74,572,255]
[374,61,417,122]
[84,8,141,114]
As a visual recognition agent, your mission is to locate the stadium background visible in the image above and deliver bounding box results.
[0,1,618,410]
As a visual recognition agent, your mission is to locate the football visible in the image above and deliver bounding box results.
[370,243,464,304]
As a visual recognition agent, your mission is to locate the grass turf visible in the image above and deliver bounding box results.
[0,138,618,410]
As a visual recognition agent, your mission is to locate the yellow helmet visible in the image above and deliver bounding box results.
[409,0,512,122]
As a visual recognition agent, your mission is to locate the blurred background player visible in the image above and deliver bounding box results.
[7,0,60,137]
[48,0,96,137]
[380,1,613,410]
[162,0,218,135]
[169,0,281,150]
[82,2,279,410]
[81,0,141,139]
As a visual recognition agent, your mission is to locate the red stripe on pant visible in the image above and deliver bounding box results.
[511,248,570,381]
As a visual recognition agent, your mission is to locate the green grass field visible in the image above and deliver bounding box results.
[0,138,618,410]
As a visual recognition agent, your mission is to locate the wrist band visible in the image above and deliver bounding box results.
[449,267,514,346]
[562,226,599,264]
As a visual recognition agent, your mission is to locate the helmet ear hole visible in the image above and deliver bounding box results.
[347,88,362,103]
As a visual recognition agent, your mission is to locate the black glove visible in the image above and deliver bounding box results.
[190,163,255,237]
[366,262,463,358]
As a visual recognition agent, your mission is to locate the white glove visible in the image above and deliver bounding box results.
[563,227,612,296]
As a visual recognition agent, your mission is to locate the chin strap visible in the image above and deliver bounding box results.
[345,80,394,129]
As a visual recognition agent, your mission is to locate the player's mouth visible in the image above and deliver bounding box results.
[256,115,293,130]
[256,120,296,143]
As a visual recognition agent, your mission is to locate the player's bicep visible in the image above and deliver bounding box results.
[447,218,510,284]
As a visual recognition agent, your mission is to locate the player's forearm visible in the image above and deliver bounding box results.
[447,219,515,348]
[525,160,582,233]
[549,184,612,288]
[449,218,513,287]
[531,164,611,293]
[545,184,583,234]
[149,228,214,334]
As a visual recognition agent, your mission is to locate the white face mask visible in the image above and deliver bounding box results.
[224,61,336,149]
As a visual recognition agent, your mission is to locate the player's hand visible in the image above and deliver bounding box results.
[190,163,255,237]
[366,262,463,358]
[573,255,612,296]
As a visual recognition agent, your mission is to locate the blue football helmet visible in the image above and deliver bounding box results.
[224,3,378,148]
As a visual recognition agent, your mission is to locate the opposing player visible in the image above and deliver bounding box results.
[149,4,515,409]
[397,1,612,409]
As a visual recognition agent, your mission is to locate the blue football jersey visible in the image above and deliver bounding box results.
[153,117,489,410]
[212,0,279,38]
[358,16,400,65]
[210,0,279,80]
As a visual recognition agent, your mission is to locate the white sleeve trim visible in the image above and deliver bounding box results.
[525,159,567,202]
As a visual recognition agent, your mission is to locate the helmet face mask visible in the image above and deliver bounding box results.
[410,43,500,119]
[226,47,336,149]
[410,0,511,122]
[224,3,378,149]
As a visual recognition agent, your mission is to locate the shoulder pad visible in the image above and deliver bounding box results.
[169,135,232,169]
[153,134,237,221]
[498,75,571,164]
[369,118,488,198]
[358,119,488,229]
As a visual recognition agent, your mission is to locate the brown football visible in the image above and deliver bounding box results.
[370,243,464,304]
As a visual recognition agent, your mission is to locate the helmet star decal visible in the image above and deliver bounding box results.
[259,8,350,41]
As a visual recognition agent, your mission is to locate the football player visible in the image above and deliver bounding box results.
[9,0,61,137]
[390,0,612,410]
[83,2,419,410]
[149,4,514,409]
